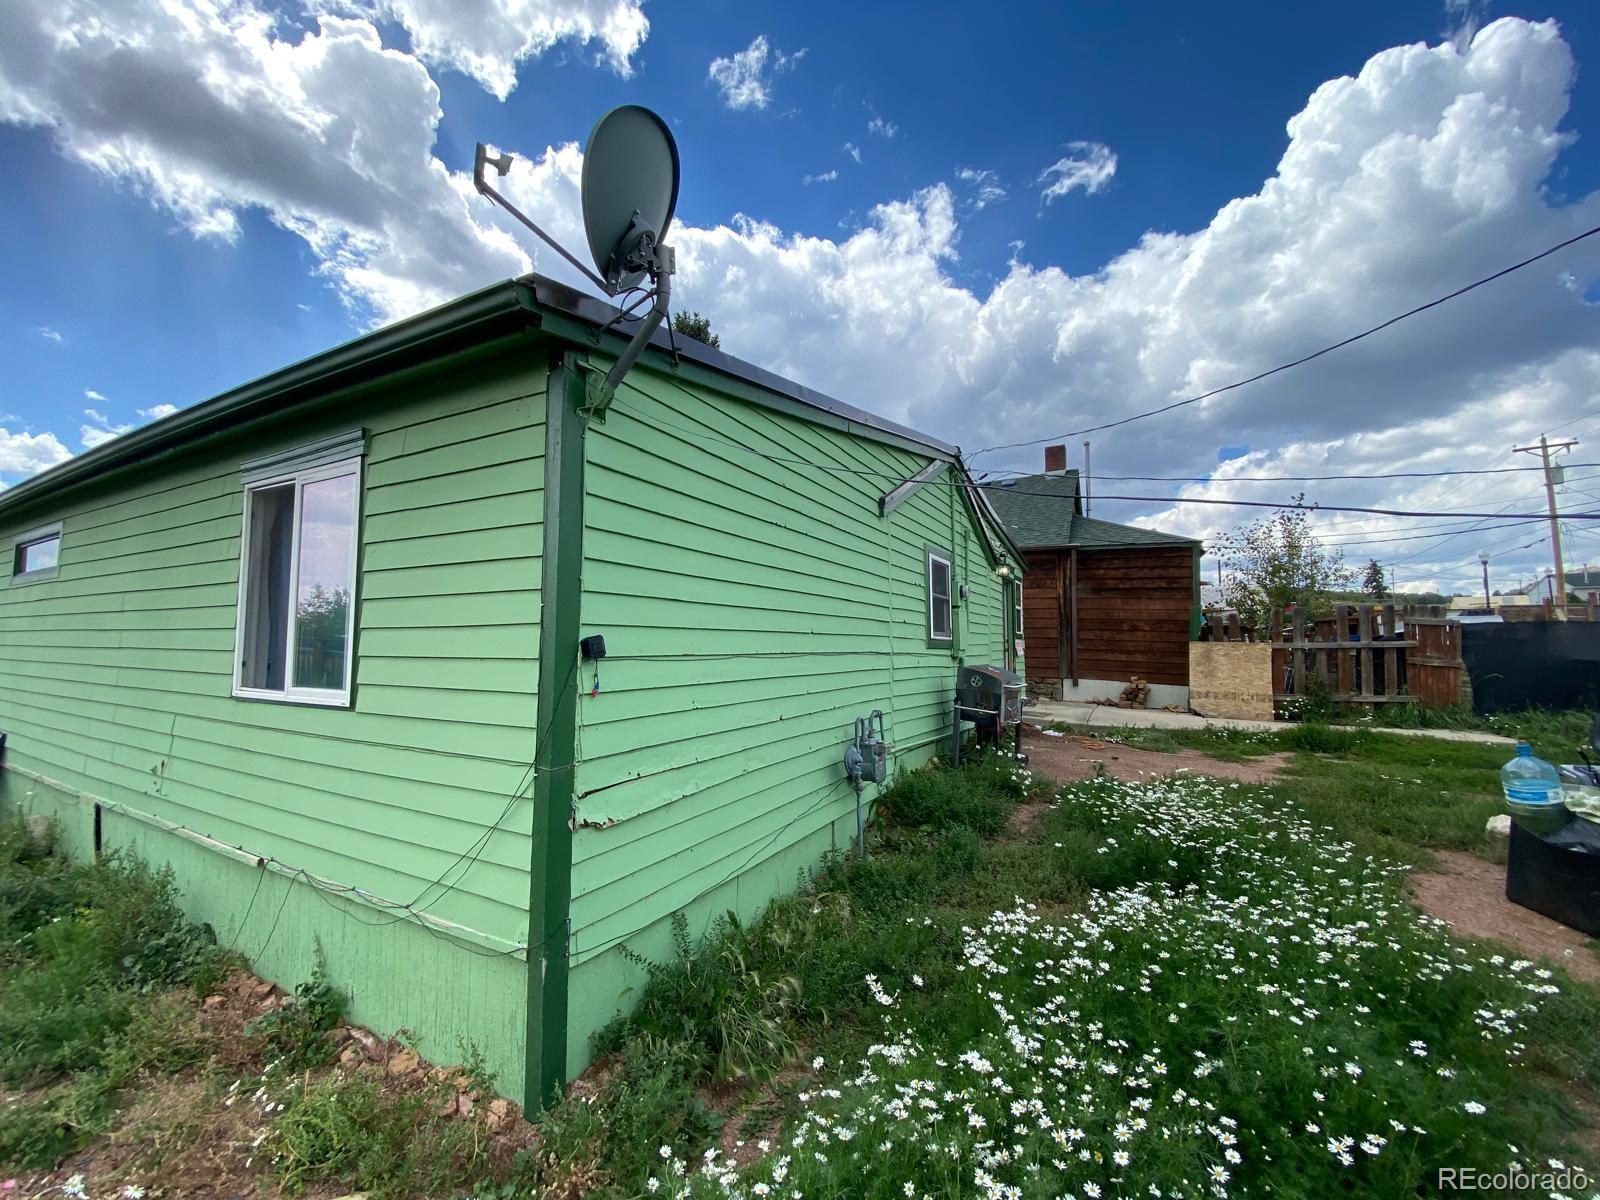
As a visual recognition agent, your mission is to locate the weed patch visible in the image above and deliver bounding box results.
[269,1070,495,1198]
[0,820,227,1168]
[880,751,1030,835]
[247,943,346,1070]
[529,1038,719,1198]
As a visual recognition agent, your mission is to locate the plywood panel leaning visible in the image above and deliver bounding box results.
[1189,643,1275,721]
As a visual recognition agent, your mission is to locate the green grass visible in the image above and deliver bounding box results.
[1099,724,1283,762]
[1323,702,1594,758]
[0,818,230,1170]
[1105,716,1555,865]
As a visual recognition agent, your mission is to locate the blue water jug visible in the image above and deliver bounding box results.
[1501,741,1563,805]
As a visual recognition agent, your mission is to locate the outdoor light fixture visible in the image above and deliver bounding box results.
[994,560,1013,579]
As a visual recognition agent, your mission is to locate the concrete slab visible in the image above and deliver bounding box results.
[1026,699,1514,745]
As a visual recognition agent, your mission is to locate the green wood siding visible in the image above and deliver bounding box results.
[0,348,546,951]
[563,368,1012,1066]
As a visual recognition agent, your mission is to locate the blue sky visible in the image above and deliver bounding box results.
[2,0,1599,592]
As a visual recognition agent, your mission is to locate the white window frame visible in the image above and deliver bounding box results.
[1013,580,1024,642]
[927,549,953,644]
[10,522,63,586]
[232,436,363,708]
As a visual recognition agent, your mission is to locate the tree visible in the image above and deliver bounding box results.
[1211,496,1354,631]
[1362,559,1388,600]
[672,310,720,349]
[295,583,350,690]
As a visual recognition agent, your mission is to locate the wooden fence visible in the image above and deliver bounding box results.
[1199,611,1254,643]
[1267,603,1466,709]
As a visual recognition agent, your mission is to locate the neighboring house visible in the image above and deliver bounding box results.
[982,447,1201,708]
[0,274,1021,1108]
[1513,567,1600,604]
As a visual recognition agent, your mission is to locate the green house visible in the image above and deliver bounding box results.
[0,274,1022,1106]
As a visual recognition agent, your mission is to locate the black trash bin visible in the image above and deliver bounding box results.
[1506,821,1600,937]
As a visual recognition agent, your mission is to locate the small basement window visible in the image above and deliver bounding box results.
[10,524,62,583]
[927,548,953,645]
[234,435,363,706]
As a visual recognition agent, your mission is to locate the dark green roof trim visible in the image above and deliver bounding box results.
[526,277,958,463]
[0,278,539,522]
[0,272,964,521]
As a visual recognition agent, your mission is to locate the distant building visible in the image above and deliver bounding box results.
[982,447,1201,708]
[1512,567,1600,604]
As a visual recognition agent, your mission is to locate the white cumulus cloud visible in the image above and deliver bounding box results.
[320,0,648,99]
[707,35,804,112]
[1038,141,1118,202]
[139,403,180,421]
[0,428,71,476]
[80,407,133,450]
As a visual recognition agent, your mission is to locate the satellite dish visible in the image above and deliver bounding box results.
[471,104,680,419]
[581,105,680,295]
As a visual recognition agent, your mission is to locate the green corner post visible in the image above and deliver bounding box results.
[525,346,588,1111]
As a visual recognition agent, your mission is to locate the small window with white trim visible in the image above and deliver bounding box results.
[927,548,953,645]
[10,523,62,584]
[234,433,363,706]
[1012,580,1023,641]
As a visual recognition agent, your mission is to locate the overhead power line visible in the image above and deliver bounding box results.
[980,462,1600,485]
[615,390,1600,525]
[1068,493,1598,520]
[1312,518,1542,549]
[969,222,1600,459]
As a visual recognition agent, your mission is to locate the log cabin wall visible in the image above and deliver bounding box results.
[1074,546,1197,686]
[1022,551,1067,697]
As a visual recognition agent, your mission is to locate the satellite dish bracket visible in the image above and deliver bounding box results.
[580,243,674,422]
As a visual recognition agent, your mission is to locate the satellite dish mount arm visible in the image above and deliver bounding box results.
[472,143,612,295]
[472,141,674,422]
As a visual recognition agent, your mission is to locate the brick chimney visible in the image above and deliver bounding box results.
[1044,444,1067,475]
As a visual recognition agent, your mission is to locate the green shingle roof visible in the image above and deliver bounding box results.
[980,471,1200,551]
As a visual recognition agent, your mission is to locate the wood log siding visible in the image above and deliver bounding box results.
[1022,545,1196,687]
[1022,553,1063,677]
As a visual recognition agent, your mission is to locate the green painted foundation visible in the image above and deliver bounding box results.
[1,768,529,1097]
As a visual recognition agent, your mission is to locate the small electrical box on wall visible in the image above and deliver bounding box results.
[579,635,607,661]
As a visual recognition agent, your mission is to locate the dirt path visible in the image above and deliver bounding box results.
[1411,850,1600,985]
[1022,728,1290,787]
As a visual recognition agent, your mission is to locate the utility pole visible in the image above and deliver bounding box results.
[1513,435,1577,617]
